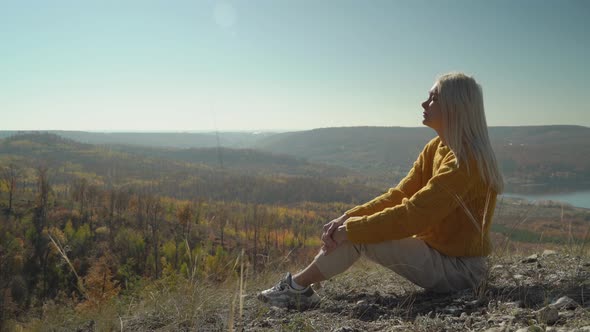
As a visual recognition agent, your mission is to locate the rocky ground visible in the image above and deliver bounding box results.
[236,250,590,332]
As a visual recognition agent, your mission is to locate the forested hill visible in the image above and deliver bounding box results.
[256,126,435,176]
[0,133,377,204]
[2,125,590,192]
[255,126,590,192]
[0,130,272,149]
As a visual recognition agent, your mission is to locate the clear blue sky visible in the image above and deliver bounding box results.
[1,0,588,131]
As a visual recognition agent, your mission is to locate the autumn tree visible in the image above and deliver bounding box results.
[177,202,193,240]
[175,202,195,269]
[78,255,120,310]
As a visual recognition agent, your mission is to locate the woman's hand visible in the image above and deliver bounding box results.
[321,225,348,255]
[321,214,348,253]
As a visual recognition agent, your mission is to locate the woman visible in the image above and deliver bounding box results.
[258,72,503,308]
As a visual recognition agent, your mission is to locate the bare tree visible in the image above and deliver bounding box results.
[71,178,88,219]
[1,164,20,216]
[33,166,51,297]
[146,195,163,278]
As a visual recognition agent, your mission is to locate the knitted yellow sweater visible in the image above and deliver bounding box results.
[344,137,497,257]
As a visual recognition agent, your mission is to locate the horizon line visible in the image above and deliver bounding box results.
[0,124,589,133]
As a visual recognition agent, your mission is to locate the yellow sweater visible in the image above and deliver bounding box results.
[344,137,497,257]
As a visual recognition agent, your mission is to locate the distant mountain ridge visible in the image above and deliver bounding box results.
[0,130,274,149]
[254,125,590,192]
[0,132,376,204]
[2,126,589,192]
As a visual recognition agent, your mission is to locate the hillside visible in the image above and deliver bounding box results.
[254,126,590,192]
[0,130,274,149]
[1,133,590,331]
[15,251,590,331]
[0,133,377,204]
[110,144,356,179]
[4,125,588,193]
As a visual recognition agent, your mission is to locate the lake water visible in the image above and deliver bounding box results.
[503,190,590,209]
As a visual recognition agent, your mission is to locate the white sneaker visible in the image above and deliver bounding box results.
[257,272,321,309]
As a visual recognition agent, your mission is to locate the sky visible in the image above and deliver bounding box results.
[1,0,589,132]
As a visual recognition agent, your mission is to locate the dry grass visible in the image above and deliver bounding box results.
[12,196,590,331]
[12,242,590,331]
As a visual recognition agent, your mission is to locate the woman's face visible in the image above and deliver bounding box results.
[421,84,443,132]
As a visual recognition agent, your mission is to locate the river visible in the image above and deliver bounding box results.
[503,190,590,209]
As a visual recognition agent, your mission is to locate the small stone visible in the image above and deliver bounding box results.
[560,310,574,319]
[535,305,559,325]
[269,305,282,312]
[517,326,543,332]
[504,301,523,309]
[333,327,357,332]
[521,254,538,263]
[546,327,573,332]
[551,296,578,310]
[513,274,524,280]
[542,249,557,257]
[442,305,462,316]
[484,327,509,332]
[465,298,485,309]
[483,328,507,332]
[492,264,504,270]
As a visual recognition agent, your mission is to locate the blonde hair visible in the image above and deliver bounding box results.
[435,72,504,193]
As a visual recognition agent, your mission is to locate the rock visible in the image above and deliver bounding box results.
[258,319,272,328]
[441,305,462,316]
[560,310,575,319]
[333,327,357,332]
[516,326,543,332]
[483,327,508,332]
[551,296,578,310]
[504,301,523,309]
[487,314,515,325]
[542,249,557,257]
[535,305,559,325]
[521,254,538,263]
[352,300,381,321]
[513,274,524,280]
[546,274,560,283]
[465,298,486,309]
[355,300,367,306]
[546,327,576,332]
[492,264,504,270]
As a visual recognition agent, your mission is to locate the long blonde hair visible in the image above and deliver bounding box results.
[435,72,504,193]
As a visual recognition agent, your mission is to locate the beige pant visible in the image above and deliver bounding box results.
[313,238,487,293]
